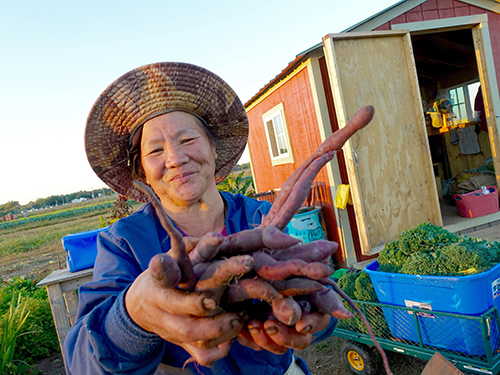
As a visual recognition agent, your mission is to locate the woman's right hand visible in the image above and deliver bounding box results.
[124,253,247,366]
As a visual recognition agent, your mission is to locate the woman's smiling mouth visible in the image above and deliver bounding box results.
[169,171,196,183]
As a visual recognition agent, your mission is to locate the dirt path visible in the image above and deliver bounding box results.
[0,243,67,281]
[34,337,426,375]
[297,336,427,375]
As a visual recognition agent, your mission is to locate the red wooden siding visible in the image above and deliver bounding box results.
[375,0,500,89]
[247,66,341,258]
[248,67,329,194]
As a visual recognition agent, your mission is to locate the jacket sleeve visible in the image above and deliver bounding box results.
[63,226,166,375]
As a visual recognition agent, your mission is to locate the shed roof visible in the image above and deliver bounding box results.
[244,48,319,108]
[244,0,500,108]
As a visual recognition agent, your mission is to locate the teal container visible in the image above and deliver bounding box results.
[286,207,327,243]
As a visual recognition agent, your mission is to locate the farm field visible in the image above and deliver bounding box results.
[0,196,428,375]
[0,196,135,280]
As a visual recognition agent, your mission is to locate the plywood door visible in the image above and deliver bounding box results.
[472,24,500,187]
[323,30,442,255]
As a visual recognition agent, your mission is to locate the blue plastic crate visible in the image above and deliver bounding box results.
[62,227,108,272]
[365,261,500,315]
[365,261,500,355]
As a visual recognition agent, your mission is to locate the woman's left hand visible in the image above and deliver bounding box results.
[237,313,331,354]
[180,340,234,367]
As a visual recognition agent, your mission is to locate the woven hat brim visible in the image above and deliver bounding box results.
[85,62,249,202]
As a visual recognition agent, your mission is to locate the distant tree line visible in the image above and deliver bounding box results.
[0,188,115,216]
[1,164,253,217]
[233,162,250,171]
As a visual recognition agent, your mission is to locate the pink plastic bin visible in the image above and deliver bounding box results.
[453,185,499,218]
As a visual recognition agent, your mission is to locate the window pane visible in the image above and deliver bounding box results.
[266,120,279,157]
[459,103,467,121]
[452,104,460,121]
[273,114,285,137]
[276,133,288,155]
[449,89,458,105]
[457,87,465,103]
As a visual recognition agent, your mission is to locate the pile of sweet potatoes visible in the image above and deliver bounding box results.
[134,105,393,375]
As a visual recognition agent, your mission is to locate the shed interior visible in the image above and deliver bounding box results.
[411,28,496,226]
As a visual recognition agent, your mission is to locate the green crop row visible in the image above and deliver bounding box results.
[0,203,113,231]
[0,218,102,257]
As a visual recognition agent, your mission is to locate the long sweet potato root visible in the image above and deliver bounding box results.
[133,180,195,290]
[262,105,375,229]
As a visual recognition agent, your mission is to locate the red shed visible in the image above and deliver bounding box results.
[246,0,500,267]
[2,213,18,222]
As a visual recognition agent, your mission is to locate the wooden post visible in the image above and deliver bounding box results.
[46,283,72,355]
[37,267,94,363]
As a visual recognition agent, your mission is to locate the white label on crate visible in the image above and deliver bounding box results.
[463,364,493,374]
[492,278,500,299]
[404,300,435,318]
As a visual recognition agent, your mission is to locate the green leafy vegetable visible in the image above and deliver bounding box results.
[377,222,500,276]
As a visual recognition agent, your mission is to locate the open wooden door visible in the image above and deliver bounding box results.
[322,30,442,256]
[472,24,500,187]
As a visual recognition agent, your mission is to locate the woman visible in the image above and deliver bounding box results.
[64,62,336,375]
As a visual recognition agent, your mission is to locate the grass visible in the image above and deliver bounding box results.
[0,199,143,257]
[0,293,32,374]
[0,217,103,257]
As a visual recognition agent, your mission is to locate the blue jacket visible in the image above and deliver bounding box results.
[64,191,336,375]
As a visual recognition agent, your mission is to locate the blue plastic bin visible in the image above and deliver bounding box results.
[62,227,108,272]
[286,207,327,243]
[365,261,500,314]
[365,261,500,355]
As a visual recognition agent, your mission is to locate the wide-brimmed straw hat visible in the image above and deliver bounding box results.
[85,62,249,202]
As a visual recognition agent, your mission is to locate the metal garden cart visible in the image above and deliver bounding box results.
[332,299,500,375]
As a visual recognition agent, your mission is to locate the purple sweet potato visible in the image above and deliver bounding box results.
[253,251,333,280]
[226,278,282,304]
[189,232,224,266]
[218,228,265,255]
[148,253,181,289]
[269,151,336,230]
[195,255,254,292]
[308,286,354,320]
[261,105,374,228]
[271,240,338,262]
[270,278,323,297]
[271,296,301,326]
[261,226,301,249]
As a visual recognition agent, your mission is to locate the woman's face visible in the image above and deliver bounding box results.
[140,111,218,208]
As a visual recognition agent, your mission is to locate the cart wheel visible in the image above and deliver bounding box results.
[340,341,377,375]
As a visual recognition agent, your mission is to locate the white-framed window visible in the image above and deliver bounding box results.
[262,103,294,166]
[446,80,481,123]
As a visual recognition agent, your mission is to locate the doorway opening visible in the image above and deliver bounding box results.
[411,28,496,227]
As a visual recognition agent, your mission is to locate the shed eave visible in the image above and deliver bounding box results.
[244,47,322,108]
[343,0,427,32]
[345,0,500,32]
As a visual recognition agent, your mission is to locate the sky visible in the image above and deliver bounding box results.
[1,0,399,206]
